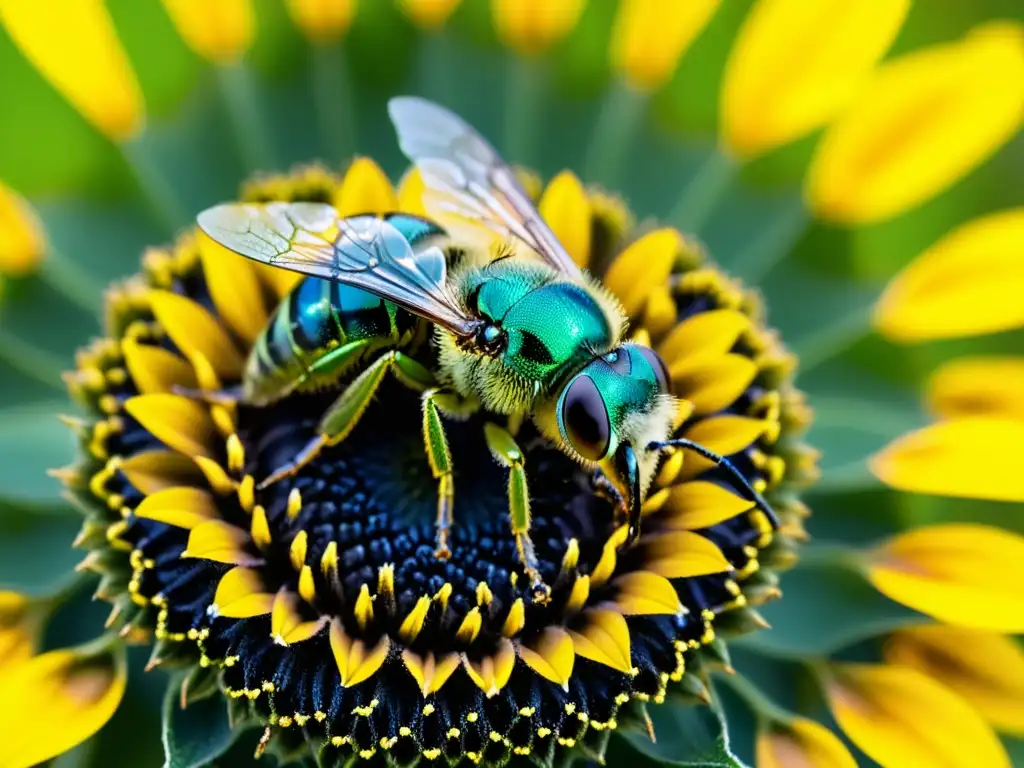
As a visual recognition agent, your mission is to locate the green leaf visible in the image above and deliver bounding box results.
[0,504,80,595]
[736,554,925,657]
[0,401,74,505]
[613,697,747,767]
[161,675,236,768]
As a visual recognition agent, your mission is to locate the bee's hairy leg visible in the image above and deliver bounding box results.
[590,468,624,508]
[260,349,435,490]
[172,383,244,405]
[484,423,551,605]
[421,388,470,561]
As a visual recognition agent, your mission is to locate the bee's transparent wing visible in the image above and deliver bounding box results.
[197,202,477,336]
[388,96,584,278]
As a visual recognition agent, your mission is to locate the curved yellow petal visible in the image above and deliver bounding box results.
[134,487,219,530]
[0,592,40,671]
[464,639,516,698]
[825,662,1010,768]
[612,571,682,615]
[604,228,680,317]
[808,22,1024,224]
[270,589,326,646]
[0,644,127,767]
[611,0,721,90]
[517,627,574,691]
[333,157,398,217]
[197,232,269,344]
[161,0,255,63]
[401,649,461,696]
[149,290,245,380]
[491,0,585,55]
[124,393,219,460]
[643,531,731,578]
[121,339,197,395]
[119,450,204,494]
[663,480,755,530]
[874,209,1024,342]
[671,354,758,415]
[400,0,462,30]
[721,0,909,159]
[538,171,591,269]
[679,415,767,480]
[756,716,857,768]
[330,619,390,688]
[286,0,357,42]
[867,523,1024,632]
[886,625,1024,736]
[657,309,750,368]
[212,566,273,618]
[0,183,44,276]
[182,520,260,566]
[926,356,1024,421]
[0,0,143,140]
[870,417,1024,502]
[396,167,428,217]
[568,608,632,674]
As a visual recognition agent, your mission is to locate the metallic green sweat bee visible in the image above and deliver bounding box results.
[197,97,776,600]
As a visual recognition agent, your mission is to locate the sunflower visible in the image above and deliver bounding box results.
[0,2,1021,768]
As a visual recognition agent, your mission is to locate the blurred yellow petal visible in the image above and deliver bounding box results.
[198,232,268,344]
[870,417,1024,502]
[396,167,428,217]
[491,0,585,55]
[808,22,1024,223]
[286,0,357,43]
[874,209,1024,341]
[400,0,462,30]
[604,228,680,317]
[538,171,591,269]
[721,0,909,158]
[866,523,1024,632]
[756,717,857,768]
[0,182,44,276]
[886,625,1024,736]
[0,592,40,670]
[0,0,143,140]
[926,356,1024,421]
[825,662,1010,768]
[611,0,720,90]
[161,0,255,63]
[0,643,127,767]
[333,157,398,217]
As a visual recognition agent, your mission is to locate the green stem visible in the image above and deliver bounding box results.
[0,329,66,389]
[730,200,809,284]
[717,672,795,727]
[120,135,189,235]
[669,148,738,234]
[795,542,868,572]
[504,54,547,166]
[38,246,104,315]
[217,62,277,172]
[414,32,456,104]
[311,41,356,166]
[793,304,874,372]
[40,570,95,617]
[583,79,648,187]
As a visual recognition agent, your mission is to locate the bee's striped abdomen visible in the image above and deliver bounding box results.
[243,276,421,404]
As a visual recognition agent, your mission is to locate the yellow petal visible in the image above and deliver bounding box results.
[119,450,204,494]
[568,608,632,674]
[611,571,683,615]
[671,354,758,415]
[538,171,591,269]
[643,531,731,578]
[463,639,516,698]
[399,0,462,30]
[197,232,268,344]
[926,356,1024,421]
[401,649,461,696]
[121,339,197,395]
[148,290,245,380]
[678,415,767,480]
[866,523,1024,632]
[182,520,260,566]
[604,228,681,317]
[161,0,255,63]
[0,644,127,767]
[662,480,755,530]
[330,619,390,688]
[886,625,1024,736]
[134,487,219,530]
[825,662,1010,768]
[270,589,326,646]
[517,627,575,690]
[0,592,40,670]
[212,567,273,618]
[611,0,721,90]
[491,0,585,55]
[870,417,1024,502]
[285,0,357,42]
[0,183,44,276]
[396,167,428,217]
[807,22,1024,224]
[874,209,1024,342]
[657,309,750,368]
[333,157,398,217]
[756,717,858,768]
[721,0,909,159]
[124,394,218,460]
[0,0,143,141]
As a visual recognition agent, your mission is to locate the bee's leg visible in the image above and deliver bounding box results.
[260,350,435,489]
[421,388,464,560]
[483,423,551,605]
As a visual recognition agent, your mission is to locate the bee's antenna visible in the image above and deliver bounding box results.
[646,439,780,529]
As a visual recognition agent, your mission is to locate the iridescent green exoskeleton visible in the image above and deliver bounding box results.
[196,97,777,601]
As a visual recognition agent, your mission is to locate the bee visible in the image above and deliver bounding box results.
[196,97,777,601]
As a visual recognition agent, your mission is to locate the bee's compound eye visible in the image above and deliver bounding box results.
[561,375,611,461]
[637,346,671,393]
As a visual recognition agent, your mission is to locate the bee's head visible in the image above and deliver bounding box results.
[555,344,676,539]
